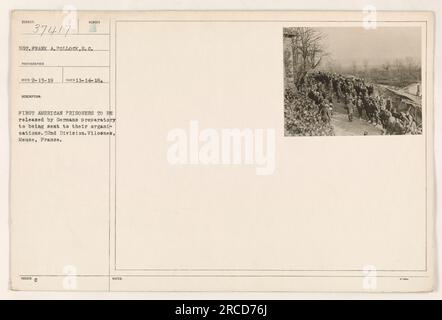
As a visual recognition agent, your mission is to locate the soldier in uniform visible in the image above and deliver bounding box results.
[371,97,381,125]
[336,82,343,103]
[385,98,392,112]
[328,98,334,116]
[344,93,354,122]
[318,99,331,123]
[356,97,364,119]
[368,84,374,96]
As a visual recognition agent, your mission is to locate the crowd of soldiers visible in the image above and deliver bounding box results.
[296,71,420,135]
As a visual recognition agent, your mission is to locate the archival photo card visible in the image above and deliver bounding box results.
[9,10,435,292]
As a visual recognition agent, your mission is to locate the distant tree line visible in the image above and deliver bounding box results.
[322,57,421,88]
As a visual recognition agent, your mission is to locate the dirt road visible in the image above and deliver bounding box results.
[331,100,384,136]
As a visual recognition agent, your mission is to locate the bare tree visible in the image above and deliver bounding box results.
[382,61,391,72]
[351,61,358,76]
[362,59,369,77]
[405,57,419,77]
[283,27,327,90]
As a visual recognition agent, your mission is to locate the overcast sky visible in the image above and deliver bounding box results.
[316,27,421,67]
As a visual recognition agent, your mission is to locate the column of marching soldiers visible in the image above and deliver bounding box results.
[296,71,420,135]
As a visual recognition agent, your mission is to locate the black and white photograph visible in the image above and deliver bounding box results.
[284,27,422,136]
